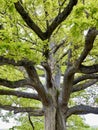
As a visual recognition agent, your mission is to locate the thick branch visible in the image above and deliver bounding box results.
[76,27,98,67]
[14,1,46,40]
[73,74,98,85]
[24,64,49,106]
[15,0,77,40]
[0,89,40,100]
[0,56,34,66]
[0,56,49,105]
[46,0,78,38]
[66,105,98,118]
[42,62,53,89]
[79,64,98,74]
[72,79,98,92]
[0,104,43,116]
[62,66,75,105]
[0,78,30,89]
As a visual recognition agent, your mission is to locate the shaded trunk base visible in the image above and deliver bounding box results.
[44,106,66,130]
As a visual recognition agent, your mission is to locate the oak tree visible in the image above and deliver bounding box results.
[0,0,98,129]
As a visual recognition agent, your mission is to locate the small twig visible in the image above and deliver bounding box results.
[28,113,35,130]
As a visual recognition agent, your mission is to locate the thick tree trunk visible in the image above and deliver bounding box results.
[44,105,66,130]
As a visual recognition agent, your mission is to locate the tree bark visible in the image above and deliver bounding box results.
[43,86,67,130]
[44,105,66,130]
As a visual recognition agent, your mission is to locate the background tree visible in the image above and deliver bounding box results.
[0,0,98,130]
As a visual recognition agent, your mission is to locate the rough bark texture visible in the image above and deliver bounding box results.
[44,87,67,130]
[44,106,66,130]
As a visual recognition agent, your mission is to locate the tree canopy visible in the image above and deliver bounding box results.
[0,0,98,129]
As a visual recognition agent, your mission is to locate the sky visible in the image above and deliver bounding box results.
[0,119,16,129]
[84,114,98,126]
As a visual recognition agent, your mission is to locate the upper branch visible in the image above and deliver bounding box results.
[14,1,46,40]
[0,89,40,100]
[14,0,77,40]
[76,27,98,68]
[46,0,78,38]
[66,104,98,118]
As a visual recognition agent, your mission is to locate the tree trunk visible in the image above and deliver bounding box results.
[44,105,66,130]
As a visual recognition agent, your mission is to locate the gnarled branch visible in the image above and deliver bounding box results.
[14,1,46,40]
[0,56,49,105]
[41,62,53,89]
[66,104,98,118]
[62,66,75,105]
[0,103,43,116]
[0,56,34,67]
[79,64,98,74]
[72,79,98,92]
[15,0,77,40]
[73,74,98,85]
[76,27,98,68]
[24,64,50,106]
[0,78,30,89]
[0,89,40,100]
[46,0,78,39]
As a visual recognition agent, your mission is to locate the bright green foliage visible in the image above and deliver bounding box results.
[0,65,23,80]
[12,116,44,130]
[0,0,98,129]
[0,41,41,62]
[0,0,98,64]
[67,115,90,130]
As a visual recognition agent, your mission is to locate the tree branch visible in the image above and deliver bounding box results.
[52,39,67,54]
[0,78,30,89]
[28,114,35,130]
[24,64,50,106]
[0,56,49,106]
[72,79,98,92]
[62,66,75,105]
[61,47,76,105]
[29,109,44,116]
[41,62,53,89]
[0,56,34,67]
[66,104,98,118]
[0,89,40,100]
[15,0,77,40]
[73,74,98,85]
[0,103,43,116]
[14,1,46,40]
[56,51,68,64]
[79,64,98,74]
[46,0,78,39]
[75,27,98,68]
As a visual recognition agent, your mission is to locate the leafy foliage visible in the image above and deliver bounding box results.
[0,0,98,129]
